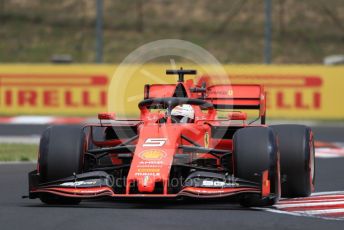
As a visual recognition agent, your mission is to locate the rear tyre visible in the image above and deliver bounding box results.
[233,127,280,207]
[270,125,315,198]
[38,125,86,205]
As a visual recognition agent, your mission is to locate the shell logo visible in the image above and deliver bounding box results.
[139,149,166,160]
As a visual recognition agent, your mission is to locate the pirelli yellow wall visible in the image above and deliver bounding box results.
[0,64,343,119]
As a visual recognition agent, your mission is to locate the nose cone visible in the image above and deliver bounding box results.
[128,148,173,194]
[126,125,181,194]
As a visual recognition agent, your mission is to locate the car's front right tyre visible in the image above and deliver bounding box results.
[38,125,86,205]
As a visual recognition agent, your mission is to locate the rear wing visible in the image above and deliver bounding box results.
[142,81,266,124]
[204,84,266,124]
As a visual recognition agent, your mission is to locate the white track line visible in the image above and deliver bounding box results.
[315,154,343,159]
[275,201,344,209]
[10,116,54,124]
[311,191,344,196]
[293,208,344,215]
[278,198,344,204]
[0,136,40,144]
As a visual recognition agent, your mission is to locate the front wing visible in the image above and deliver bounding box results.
[27,170,271,200]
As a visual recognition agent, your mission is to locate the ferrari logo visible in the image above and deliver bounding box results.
[204,132,209,148]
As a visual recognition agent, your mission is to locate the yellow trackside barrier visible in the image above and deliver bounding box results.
[0,64,343,119]
[0,65,114,116]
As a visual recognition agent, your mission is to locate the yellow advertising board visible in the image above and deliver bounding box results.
[0,64,343,119]
[0,65,114,115]
[224,65,343,119]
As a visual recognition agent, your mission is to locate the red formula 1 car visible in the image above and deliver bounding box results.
[27,69,315,207]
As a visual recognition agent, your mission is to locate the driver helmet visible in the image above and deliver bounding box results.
[171,104,195,123]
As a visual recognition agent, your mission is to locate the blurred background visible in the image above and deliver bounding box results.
[0,0,343,64]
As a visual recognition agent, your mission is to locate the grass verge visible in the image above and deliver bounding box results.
[0,143,38,162]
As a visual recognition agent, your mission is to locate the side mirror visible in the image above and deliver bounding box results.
[98,112,116,120]
[228,112,247,120]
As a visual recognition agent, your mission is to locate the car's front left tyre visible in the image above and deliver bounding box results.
[233,127,280,207]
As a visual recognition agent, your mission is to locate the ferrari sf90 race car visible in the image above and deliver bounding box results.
[27,69,315,207]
